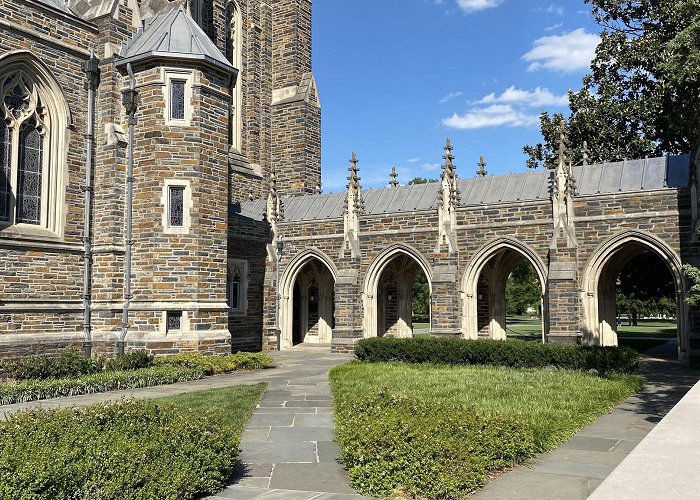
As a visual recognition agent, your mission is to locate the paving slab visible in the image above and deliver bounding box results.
[267,426,334,442]
[269,463,359,494]
[471,355,700,500]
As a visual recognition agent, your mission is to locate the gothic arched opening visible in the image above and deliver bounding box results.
[462,241,547,341]
[286,258,335,347]
[374,254,431,338]
[587,242,681,353]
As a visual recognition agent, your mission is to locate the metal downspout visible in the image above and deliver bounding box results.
[81,53,100,358]
[119,63,138,356]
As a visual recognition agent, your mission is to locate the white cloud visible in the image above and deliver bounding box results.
[457,0,503,13]
[440,91,464,103]
[407,158,420,163]
[421,163,442,172]
[523,28,599,73]
[544,4,564,15]
[443,104,539,130]
[477,86,568,108]
[544,22,563,31]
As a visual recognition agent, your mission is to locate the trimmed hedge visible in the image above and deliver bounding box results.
[0,399,239,499]
[334,388,536,500]
[355,337,640,374]
[0,349,155,380]
[0,366,204,405]
[153,352,274,375]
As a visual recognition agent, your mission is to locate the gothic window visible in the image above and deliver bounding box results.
[0,72,49,228]
[168,185,184,227]
[166,311,182,332]
[161,180,191,234]
[227,259,248,314]
[226,1,243,150]
[169,80,185,121]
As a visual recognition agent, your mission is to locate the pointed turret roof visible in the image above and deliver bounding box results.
[116,6,236,75]
[37,0,75,14]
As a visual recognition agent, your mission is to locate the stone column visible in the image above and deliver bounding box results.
[430,255,461,338]
[332,264,363,353]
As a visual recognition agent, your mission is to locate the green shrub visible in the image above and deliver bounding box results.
[0,366,204,405]
[153,352,274,375]
[0,349,104,381]
[106,349,154,372]
[354,337,640,374]
[0,399,239,499]
[333,388,536,500]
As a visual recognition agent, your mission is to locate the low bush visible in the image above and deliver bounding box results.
[355,337,640,374]
[0,365,204,405]
[153,352,274,375]
[0,399,240,499]
[333,388,536,500]
[106,350,154,372]
[0,349,103,381]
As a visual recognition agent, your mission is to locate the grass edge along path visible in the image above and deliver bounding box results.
[330,362,643,500]
[0,383,267,500]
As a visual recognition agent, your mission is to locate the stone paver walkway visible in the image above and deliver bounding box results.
[208,346,372,499]
[471,347,700,500]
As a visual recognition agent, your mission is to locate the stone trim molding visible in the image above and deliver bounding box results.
[161,68,195,127]
[160,179,193,235]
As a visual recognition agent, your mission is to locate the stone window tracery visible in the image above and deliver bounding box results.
[0,72,48,227]
[227,259,248,314]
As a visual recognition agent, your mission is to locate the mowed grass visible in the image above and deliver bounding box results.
[507,316,677,340]
[617,319,677,338]
[158,383,267,433]
[330,362,642,452]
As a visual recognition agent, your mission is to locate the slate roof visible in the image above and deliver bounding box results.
[238,155,691,222]
[116,5,236,74]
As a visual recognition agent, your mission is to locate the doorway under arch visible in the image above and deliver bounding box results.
[581,232,687,358]
[280,251,336,348]
[364,247,432,339]
[462,240,547,341]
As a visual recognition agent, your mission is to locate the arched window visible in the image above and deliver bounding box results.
[0,54,69,236]
[1,72,47,226]
[227,259,248,314]
[226,1,243,151]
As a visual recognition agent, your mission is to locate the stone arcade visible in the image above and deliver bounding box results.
[1,0,700,365]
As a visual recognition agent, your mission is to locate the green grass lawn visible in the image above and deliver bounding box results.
[158,383,267,433]
[506,316,677,340]
[616,319,677,338]
[330,362,641,452]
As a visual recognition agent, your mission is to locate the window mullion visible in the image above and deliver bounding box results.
[9,126,19,225]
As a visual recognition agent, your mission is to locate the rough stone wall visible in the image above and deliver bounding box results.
[0,0,97,357]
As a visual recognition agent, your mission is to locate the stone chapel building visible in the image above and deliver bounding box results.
[1,0,699,364]
[0,0,320,357]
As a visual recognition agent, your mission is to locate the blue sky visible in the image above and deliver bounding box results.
[312,0,601,191]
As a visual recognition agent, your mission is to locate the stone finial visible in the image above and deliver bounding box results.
[266,168,283,262]
[315,182,322,195]
[389,166,399,187]
[476,155,488,178]
[582,140,590,167]
[436,138,459,253]
[345,152,364,214]
[341,152,363,258]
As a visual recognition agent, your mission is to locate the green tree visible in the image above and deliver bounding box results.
[412,272,430,323]
[408,177,438,185]
[506,261,541,316]
[524,0,700,169]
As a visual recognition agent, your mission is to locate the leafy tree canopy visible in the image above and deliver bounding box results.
[408,177,439,185]
[524,0,700,169]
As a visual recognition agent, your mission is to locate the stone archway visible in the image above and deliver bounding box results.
[462,238,548,341]
[364,245,433,339]
[581,231,687,358]
[280,250,337,348]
